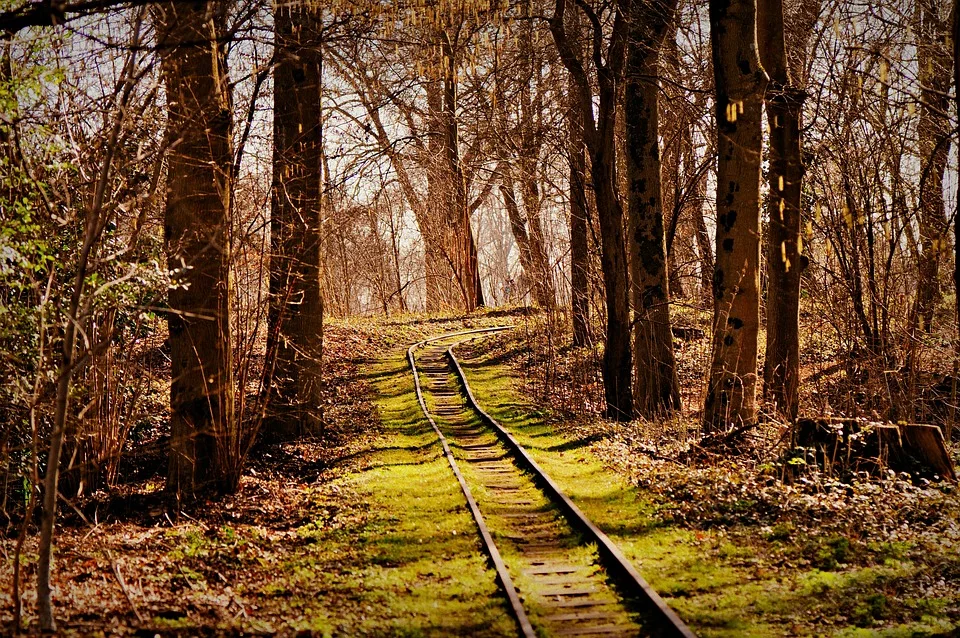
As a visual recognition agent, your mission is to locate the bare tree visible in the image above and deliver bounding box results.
[154,0,236,498]
[914,0,953,333]
[623,0,681,417]
[703,0,767,432]
[265,4,324,440]
[566,5,591,345]
[551,0,633,420]
[954,0,960,351]
[758,0,818,420]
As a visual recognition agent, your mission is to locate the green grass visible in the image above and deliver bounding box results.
[256,351,518,637]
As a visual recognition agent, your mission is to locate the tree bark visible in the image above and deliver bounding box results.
[425,78,460,311]
[156,1,236,497]
[440,31,483,311]
[703,0,767,432]
[566,7,590,345]
[624,0,681,418]
[265,6,324,440]
[500,162,537,297]
[915,0,952,332]
[551,0,633,420]
[569,97,591,344]
[759,0,806,421]
[954,0,960,352]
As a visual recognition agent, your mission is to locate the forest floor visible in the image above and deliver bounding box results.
[2,308,959,636]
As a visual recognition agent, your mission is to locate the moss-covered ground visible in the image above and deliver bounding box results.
[455,331,960,638]
[2,313,523,636]
[4,310,957,636]
[254,351,518,636]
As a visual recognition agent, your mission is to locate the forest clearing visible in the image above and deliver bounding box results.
[1,0,959,635]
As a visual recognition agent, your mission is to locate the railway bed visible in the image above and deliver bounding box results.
[408,328,696,638]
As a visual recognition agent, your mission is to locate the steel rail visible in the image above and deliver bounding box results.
[446,338,698,638]
[406,326,535,638]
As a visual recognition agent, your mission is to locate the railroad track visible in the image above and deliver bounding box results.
[408,327,696,638]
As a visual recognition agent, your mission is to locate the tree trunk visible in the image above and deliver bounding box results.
[659,24,685,301]
[265,6,324,440]
[624,0,681,418]
[593,153,633,421]
[516,15,556,310]
[687,93,715,298]
[441,31,483,311]
[518,167,555,310]
[953,0,959,353]
[156,1,236,497]
[703,0,767,432]
[500,163,537,299]
[569,103,591,344]
[566,7,590,345]
[551,0,632,420]
[759,0,806,421]
[424,79,460,311]
[915,0,952,332]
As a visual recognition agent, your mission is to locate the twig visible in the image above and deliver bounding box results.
[106,550,144,623]
[178,564,200,591]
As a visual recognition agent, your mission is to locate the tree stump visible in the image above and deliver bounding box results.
[794,417,956,482]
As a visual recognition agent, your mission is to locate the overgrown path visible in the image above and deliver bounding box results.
[409,329,695,637]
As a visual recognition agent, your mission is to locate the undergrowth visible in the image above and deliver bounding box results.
[460,316,960,637]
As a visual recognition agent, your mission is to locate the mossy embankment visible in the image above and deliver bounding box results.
[456,338,960,638]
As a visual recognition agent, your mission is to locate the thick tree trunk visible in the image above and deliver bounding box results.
[915,0,952,332]
[593,152,634,420]
[593,71,633,420]
[566,8,590,346]
[156,1,236,497]
[421,34,484,312]
[703,0,767,432]
[266,6,324,440]
[624,0,680,418]
[759,0,805,421]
